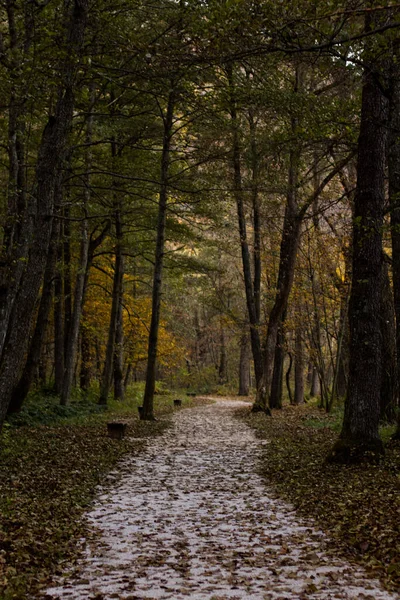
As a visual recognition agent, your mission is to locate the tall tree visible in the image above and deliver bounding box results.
[141,87,175,420]
[329,13,388,462]
[388,33,400,439]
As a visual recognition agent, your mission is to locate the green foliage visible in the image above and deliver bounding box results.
[6,393,107,428]
[214,383,242,396]
[171,365,221,395]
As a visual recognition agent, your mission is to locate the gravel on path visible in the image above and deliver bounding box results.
[44,399,399,600]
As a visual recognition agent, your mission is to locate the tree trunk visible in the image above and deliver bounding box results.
[329,23,387,462]
[54,234,65,395]
[218,325,228,385]
[7,219,59,414]
[333,295,350,400]
[60,81,94,406]
[256,63,303,412]
[60,219,89,405]
[389,39,400,439]
[124,362,132,391]
[259,203,301,411]
[227,64,264,394]
[294,326,305,405]
[99,202,124,405]
[79,321,91,392]
[248,107,261,324]
[380,260,397,422]
[238,334,250,396]
[113,284,124,401]
[310,367,320,397]
[79,223,110,394]
[270,315,286,409]
[286,352,293,404]
[63,207,72,358]
[141,87,175,420]
[0,0,89,431]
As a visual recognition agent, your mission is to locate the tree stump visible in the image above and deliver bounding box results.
[174,399,182,406]
[138,406,143,418]
[107,422,127,440]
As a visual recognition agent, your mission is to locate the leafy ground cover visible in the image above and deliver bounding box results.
[0,385,197,599]
[240,402,400,593]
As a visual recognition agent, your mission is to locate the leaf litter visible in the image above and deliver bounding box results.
[240,403,400,592]
[44,399,399,600]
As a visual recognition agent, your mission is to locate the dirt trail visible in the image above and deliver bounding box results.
[45,399,399,600]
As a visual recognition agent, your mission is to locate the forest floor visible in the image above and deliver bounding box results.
[0,388,200,599]
[39,398,399,600]
[241,401,400,594]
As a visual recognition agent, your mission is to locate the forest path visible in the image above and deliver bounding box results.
[45,399,398,600]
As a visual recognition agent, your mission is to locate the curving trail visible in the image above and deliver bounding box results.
[45,399,399,600]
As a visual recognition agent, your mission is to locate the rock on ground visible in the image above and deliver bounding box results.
[44,399,399,600]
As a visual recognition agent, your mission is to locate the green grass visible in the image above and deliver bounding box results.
[5,382,194,428]
[302,406,397,441]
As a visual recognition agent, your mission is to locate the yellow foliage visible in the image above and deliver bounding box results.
[83,261,185,370]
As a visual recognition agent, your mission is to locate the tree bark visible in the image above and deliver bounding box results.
[99,200,124,405]
[113,283,125,401]
[286,352,293,404]
[248,107,261,325]
[124,362,132,392]
[380,260,397,422]
[294,325,305,405]
[60,219,89,406]
[54,231,65,395]
[7,219,59,414]
[310,367,320,397]
[329,23,388,462]
[269,315,285,409]
[259,198,301,411]
[218,324,228,385]
[79,320,91,392]
[333,295,350,400]
[79,223,110,393]
[388,38,400,439]
[238,333,250,396]
[141,87,175,420]
[63,206,72,358]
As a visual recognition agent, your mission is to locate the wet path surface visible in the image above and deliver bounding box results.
[45,399,399,600]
